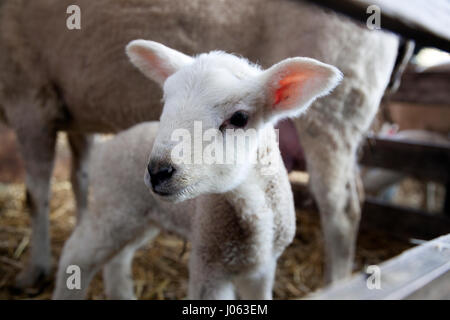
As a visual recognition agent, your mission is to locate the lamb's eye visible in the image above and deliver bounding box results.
[229,111,249,128]
[219,110,250,132]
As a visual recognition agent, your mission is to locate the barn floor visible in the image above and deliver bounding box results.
[0,184,413,300]
[0,128,413,300]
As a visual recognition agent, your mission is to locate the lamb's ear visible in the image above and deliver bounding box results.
[259,57,342,122]
[126,40,194,86]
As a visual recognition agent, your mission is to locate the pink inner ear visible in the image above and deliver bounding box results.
[136,47,169,80]
[273,73,309,109]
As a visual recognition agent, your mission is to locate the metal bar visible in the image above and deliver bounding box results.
[308,234,450,299]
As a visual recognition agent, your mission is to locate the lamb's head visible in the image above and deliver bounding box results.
[126,40,342,202]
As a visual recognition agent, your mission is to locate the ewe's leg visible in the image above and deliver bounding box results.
[319,169,361,284]
[67,132,93,222]
[188,252,235,300]
[102,227,159,300]
[235,259,276,300]
[314,158,361,284]
[13,125,56,289]
[298,120,362,284]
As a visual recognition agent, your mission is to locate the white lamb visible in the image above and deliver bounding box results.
[53,40,342,299]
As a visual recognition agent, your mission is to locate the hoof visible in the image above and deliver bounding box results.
[12,265,52,295]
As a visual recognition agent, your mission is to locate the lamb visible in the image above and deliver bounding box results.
[52,40,342,299]
[0,0,398,288]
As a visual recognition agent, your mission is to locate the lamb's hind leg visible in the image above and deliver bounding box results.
[102,226,160,300]
[67,132,93,222]
[53,217,114,299]
[53,213,150,300]
[298,119,362,284]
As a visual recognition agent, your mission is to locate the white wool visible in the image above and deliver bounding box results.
[53,42,342,299]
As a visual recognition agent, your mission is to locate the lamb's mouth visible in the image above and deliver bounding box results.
[153,183,199,201]
[145,172,193,199]
[153,189,173,196]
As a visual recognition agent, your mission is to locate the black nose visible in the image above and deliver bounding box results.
[148,162,175,190]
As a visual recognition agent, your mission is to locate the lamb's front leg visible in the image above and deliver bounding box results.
[188,252,235,300]
[234,259,276,300]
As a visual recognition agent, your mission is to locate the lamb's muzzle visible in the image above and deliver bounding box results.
[147,161,176,195]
